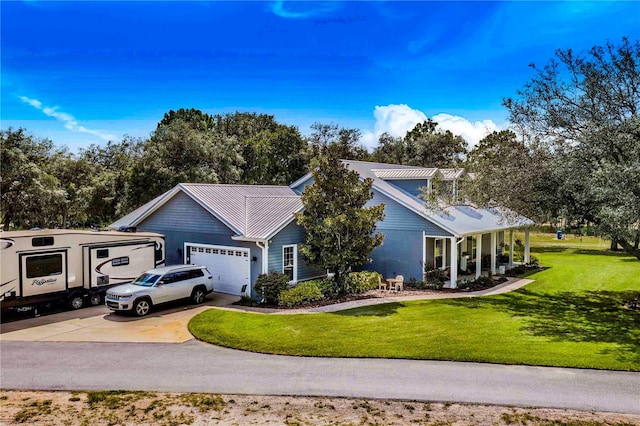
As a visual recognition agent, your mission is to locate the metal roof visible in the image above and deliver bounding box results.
[372,168,439,179]
[110,184,302,240]
[343,160,534,237]
[112,160,533,241]
[438,168,466,180]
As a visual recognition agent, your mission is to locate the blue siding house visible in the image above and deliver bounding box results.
[112,160,533,295]
[110,184,325,297]
[290,160,534,286]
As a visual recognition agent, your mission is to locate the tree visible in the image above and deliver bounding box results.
[371,132,405,164]
[295,154,385,293]
[504,38,640,258]
[80,137,144,223]
[307,122,370,161]
[404,119,468,167]
[464,130,559,223]
[125,118,243,209]
[371,119,468,167]
[0,128,64,230]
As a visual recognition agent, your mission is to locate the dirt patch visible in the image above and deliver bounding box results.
[1,390,637,425]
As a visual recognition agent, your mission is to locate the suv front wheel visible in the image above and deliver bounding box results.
[133,298,152,316]
[191,287,206,304]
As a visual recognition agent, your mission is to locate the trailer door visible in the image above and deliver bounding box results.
[20,251,68,297]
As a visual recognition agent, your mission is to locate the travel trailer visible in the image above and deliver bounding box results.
[0,229,164,311]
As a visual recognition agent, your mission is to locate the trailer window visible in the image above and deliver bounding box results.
[97,249,109,258]
[26,254,63,278]
[32,237,54,247]
[112,257,130,267]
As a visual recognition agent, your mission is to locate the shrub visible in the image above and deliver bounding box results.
[278,281,325,307]
[254,271,290,305]
[458,275,494,291]
[424,268,447,288]
[316,277,341,299]
[345,271,381,295]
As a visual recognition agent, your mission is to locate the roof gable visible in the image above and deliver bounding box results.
[110,183,302,240]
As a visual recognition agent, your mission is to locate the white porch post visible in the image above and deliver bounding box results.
[422,232,427,281]
[509,229,514,267]
[475,234,482,278]
[490,231,497,275]
[524,229,531,264]
[443,238,447,270]
[450,237,458,288]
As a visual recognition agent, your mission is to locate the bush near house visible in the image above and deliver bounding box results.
[278,281,325,308]
[345,271,381,295]
[254,272,290,305]
[424,268,447,289]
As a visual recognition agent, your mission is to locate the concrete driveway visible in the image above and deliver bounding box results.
[0,293,239,343]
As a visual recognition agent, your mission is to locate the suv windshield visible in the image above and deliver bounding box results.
[132,273,161,287]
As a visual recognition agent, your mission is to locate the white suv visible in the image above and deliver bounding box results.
[105,265,214,316]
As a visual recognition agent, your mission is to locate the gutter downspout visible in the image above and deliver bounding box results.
[256,240,269,276]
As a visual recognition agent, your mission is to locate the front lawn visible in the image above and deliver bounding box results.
[189,235,640,371]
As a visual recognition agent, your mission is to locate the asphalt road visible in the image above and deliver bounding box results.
[2,339,639,414]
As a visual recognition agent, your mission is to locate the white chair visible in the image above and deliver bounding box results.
[391,275,404,291]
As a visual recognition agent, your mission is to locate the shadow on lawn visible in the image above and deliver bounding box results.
[446,289,640,364]
[333,302,405,317]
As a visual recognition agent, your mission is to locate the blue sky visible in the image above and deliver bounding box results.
[2,1,639,152]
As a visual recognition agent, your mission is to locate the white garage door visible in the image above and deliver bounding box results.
[185,243,250,296]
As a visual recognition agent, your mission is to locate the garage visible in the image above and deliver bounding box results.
[184,243,250,296]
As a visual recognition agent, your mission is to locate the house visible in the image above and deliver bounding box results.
[289,160,534,287]
[111,160,534,295]
[110,184,325,297]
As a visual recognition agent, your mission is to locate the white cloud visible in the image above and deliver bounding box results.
[431,113,500,149]
[19,96,115,141]
[269,1,338,19]
[373,104,427,138]
[360,104,501,151]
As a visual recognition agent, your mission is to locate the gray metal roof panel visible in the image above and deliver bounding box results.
[245,196,304,239]
[372,168,439,179]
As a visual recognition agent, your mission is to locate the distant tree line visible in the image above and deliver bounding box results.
[2,38,638,258]
[1,109,468,231]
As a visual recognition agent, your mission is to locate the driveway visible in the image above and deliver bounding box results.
[0,293,239,343]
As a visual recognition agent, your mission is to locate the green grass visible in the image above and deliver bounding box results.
[189,234,640,371]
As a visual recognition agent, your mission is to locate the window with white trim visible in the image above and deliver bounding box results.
[283,245,297,282]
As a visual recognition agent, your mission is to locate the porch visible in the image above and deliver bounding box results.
[423,229,532,289]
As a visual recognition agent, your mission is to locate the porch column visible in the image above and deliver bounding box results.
[509,229,514,267]
[442,238,447,270]
[475,233,482,278]
[422,232,427,281]
[490,231,497,275]
[450,237,458,288]
[524,229,531,264]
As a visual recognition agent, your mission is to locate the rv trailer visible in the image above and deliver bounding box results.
[0,229,164,311]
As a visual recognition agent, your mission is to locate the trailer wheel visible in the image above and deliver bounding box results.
[89,294,102,306]
[68,294,84,310]
[133,298,151,317]
[191,286,206,304]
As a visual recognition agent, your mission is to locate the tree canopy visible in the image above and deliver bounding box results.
[504,37,640,258]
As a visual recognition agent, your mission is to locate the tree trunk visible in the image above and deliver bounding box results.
[617,237,640,261]
[610,238,620,251]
